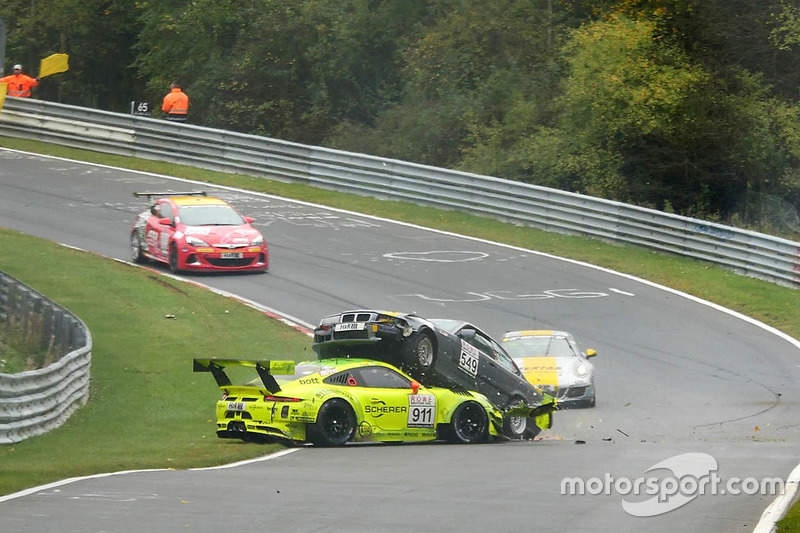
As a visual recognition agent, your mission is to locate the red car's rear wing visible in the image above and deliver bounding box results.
[134,191,207,202]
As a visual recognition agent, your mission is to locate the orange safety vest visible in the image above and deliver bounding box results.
[0,73,39,97]
[162,88,189,116]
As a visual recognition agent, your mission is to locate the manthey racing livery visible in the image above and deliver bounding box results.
[502,330,597,408]
[130,191,268,273]
[312,310,554,439]
[193,358,555,446]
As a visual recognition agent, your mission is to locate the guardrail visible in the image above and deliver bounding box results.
[2,97,800,288]
[0,271,92,444]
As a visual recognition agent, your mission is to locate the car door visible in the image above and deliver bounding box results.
[145,200,175,260]
[457,325,518,407]
[352,366,420,433]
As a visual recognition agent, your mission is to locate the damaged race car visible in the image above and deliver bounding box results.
[193,357,555,447]
[502,330,597,408]
[312,310,555,439]
[130,191,268,273]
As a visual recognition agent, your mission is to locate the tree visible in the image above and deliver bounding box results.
[330,0,568,167]
[0,0,143,109]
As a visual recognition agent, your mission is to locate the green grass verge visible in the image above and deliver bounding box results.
[779,500,800,533]
[0,228,313,495]
[1,136,799,529]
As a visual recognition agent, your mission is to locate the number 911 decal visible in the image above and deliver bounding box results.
[408,394,436,427]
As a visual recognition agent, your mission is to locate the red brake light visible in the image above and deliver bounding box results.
[264,395,302,402]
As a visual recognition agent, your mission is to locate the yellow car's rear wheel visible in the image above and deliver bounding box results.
[308,399,356,447]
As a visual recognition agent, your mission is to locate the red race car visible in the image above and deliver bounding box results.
[130,191,268,273]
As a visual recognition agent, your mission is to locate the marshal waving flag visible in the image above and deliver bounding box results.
[38,54,69,79]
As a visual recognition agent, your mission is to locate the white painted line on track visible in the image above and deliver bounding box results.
[609,287,636,296]
[753,461,800,533]
[188,447,301,471]
[0,448,301,503]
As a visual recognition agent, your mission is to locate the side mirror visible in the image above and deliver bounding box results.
[585,349,597,359]
[459,328,476,340]
[244,216,255,224]
[410,380,421,394]
[158,217,172,226]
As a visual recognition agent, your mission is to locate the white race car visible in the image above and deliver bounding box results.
[501,330,597,408]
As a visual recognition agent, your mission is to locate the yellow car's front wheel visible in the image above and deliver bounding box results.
[447,401,488,444]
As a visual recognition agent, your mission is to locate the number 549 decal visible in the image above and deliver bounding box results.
[458,341,480,377]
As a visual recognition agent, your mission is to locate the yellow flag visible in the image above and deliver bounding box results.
[39,54,70,79]
[0,83,7,113]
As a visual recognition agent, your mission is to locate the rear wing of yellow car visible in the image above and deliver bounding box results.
[193,358,295,394]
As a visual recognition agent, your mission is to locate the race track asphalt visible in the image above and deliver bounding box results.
[1,148,798,532]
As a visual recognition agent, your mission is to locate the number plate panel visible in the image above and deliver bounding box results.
[227,401,246,411]
[334,322,366,332]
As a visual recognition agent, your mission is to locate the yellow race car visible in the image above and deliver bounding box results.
[193,357,555,446]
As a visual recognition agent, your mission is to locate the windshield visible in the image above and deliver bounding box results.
[428,318,464,333]
[503,336,552,358]
[177,204,245,226]
[504,336,577,358]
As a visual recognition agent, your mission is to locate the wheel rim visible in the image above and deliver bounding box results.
[456,403,485,440]
[508,416,526,435]
[417,336,434,367]
[323,404,352,440]
[130,233,141,261]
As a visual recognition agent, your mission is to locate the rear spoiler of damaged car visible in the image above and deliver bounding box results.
[193,358,295,394]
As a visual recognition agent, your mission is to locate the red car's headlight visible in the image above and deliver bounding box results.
[185,235,210,247]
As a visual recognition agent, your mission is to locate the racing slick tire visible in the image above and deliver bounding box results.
[502,396,527,440]
[403,331,436,373]
[169,244,181,274]
[307,399,356,447]
[447,401,489,444]
[130,232,147,264]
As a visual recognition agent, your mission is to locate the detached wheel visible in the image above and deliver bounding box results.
[447,401,488,444]
[404,331,436,372]
[308,399,356,447]
[130,232,146,263]
[169,244,181,274]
